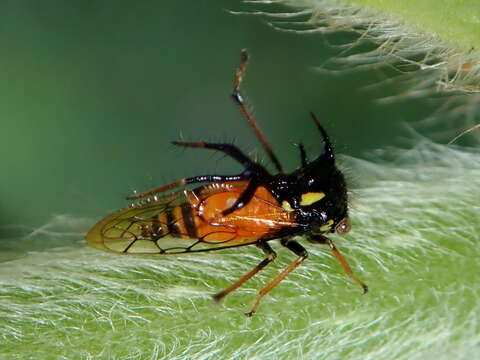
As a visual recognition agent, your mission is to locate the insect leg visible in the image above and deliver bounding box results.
[221,178,259,216]
[326,238,368,294]
[245,239,308,317]
[173,141,271,214]
[127,174,246,200]
[212,241,276,303]
[232,49,283,173]
[172,141,267,174]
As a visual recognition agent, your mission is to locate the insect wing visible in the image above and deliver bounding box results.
[86,192,199,255]
[87,184,301,256]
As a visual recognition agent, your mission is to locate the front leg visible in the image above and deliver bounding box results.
[310,234,368,294]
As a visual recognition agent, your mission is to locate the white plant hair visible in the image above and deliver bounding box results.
[1,141,479,359]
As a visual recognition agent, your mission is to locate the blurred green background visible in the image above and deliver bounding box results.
[0,1,465,235]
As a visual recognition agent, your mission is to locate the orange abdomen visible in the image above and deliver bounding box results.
[171,183,295,244]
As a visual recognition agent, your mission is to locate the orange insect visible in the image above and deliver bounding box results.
[86,50,367,316]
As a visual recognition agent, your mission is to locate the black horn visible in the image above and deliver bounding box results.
[310,112,334,164]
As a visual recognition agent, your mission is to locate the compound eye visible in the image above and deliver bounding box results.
[335,217,351,234]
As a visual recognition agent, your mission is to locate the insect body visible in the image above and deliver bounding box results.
[88,181,295,254]
[86,50,367,316]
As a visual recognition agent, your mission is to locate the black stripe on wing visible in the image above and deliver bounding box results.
[86,191,255,255]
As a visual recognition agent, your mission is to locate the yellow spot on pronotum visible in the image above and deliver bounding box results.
[319,219,334,232]
[282,201,294,212]
[300,192,325,206]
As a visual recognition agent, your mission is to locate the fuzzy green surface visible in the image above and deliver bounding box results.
[1,143,479,359]
[338,0,480,52]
